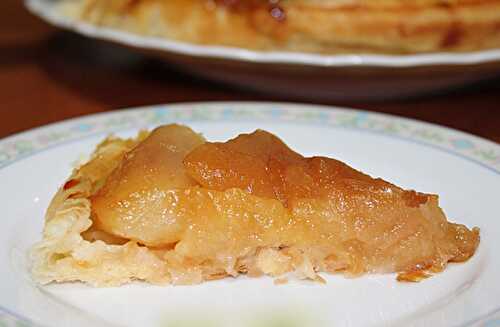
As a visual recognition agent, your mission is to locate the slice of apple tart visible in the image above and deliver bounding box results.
[31,124,479,286]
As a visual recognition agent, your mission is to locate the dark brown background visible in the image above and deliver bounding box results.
[2,0,499,143]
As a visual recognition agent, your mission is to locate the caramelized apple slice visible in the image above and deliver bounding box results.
[185,130,398,205]
[184,130,303,204]
[91,124,205,245]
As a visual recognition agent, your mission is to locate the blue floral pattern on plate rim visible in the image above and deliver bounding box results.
[0,102,498,173]
[1,102,499,327]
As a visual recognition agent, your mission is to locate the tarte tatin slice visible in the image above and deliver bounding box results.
[31,124,479,286]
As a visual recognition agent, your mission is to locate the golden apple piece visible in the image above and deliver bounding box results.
[91,124,205,246]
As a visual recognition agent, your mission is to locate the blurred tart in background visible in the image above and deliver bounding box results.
[58,0,500,54]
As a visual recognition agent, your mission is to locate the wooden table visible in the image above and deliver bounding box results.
[2,0,499,143]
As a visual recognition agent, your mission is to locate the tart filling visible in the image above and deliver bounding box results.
[57,0,500,54]
[31,124,479,286]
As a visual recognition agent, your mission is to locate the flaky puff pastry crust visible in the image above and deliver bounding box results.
[29,133,175,286]
[57,0,500,54]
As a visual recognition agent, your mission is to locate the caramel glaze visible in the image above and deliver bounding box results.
[90,125,479,281]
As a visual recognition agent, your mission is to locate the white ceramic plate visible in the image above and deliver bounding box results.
[1,102,499,327]
[24,0,500,100]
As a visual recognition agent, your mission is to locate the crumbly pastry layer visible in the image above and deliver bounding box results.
[57,0,500,54]
[31,124,479,286]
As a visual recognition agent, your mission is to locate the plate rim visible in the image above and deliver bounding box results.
[25,0,500,68]
[0,101,498,173]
